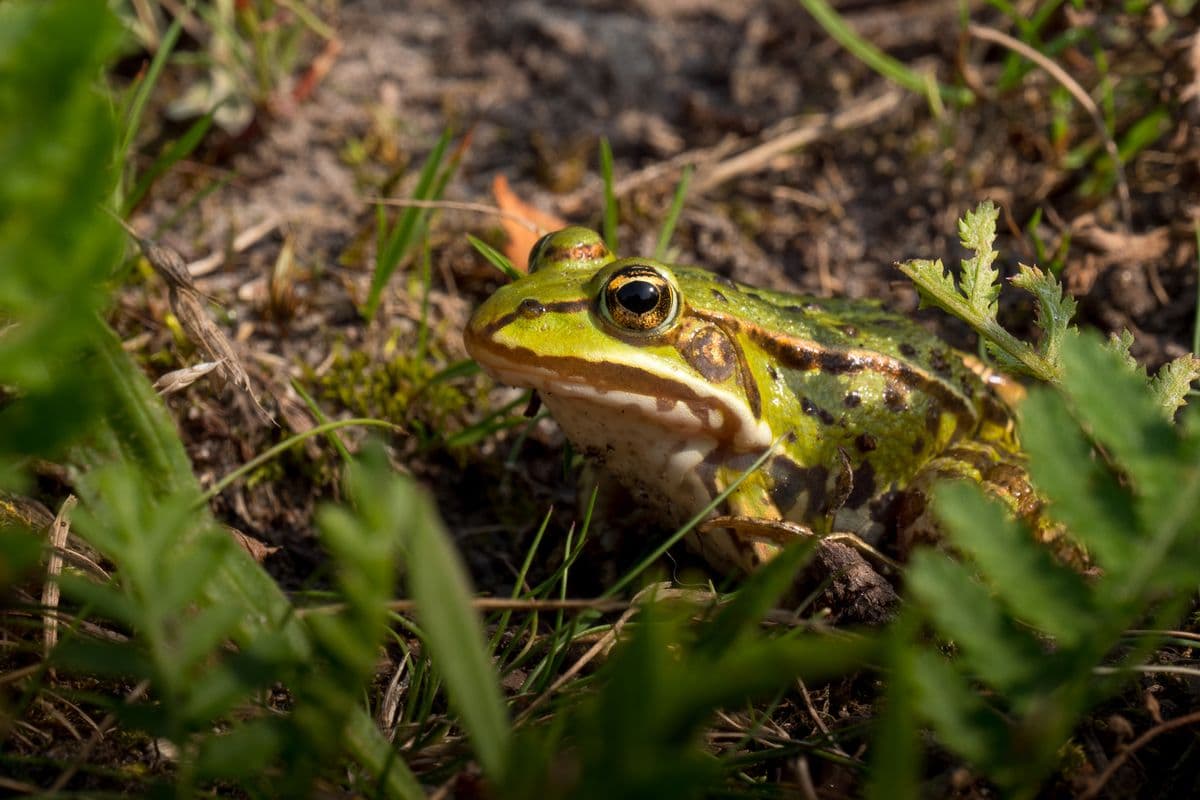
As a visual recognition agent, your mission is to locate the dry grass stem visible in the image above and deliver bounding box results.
[692,89,905,193]
[41,495,76,660]
[187,214,282,277]
[138,237,274,424]
[152,360,224,394]
[362,196,546,233]
[1080,709,1200,800]
[968,23,1133,230]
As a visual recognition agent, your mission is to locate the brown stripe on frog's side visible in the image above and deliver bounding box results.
[690,308,979,431]
[476,298,590,338]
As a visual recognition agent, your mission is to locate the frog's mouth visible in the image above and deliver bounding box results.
[464,336,773,453]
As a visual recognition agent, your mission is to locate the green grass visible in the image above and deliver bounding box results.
[6,1,1200,798]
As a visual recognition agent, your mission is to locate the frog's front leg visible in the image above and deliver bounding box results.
[894,440,1088,568]
[699,467,900,625]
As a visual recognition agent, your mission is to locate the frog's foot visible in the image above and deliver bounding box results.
[894,441,1090,569]
[701,515,900,625]
[702,515,901,572]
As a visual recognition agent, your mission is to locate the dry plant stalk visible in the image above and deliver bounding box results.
[42,495,77,659]
[137,237,274,424]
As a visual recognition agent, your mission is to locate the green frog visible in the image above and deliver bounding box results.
[464,228,1051,617]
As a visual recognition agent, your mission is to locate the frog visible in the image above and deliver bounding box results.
[463,227,1056,621]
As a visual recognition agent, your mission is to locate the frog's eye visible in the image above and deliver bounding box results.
[527,233,555,273]
[600,264,679,334]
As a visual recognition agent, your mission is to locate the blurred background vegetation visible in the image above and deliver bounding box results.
[2,0,1200,797]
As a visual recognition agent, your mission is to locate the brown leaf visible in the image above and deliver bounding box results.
[491,174,567,272]
[226,526,281,563]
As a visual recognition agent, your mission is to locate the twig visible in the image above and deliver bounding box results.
[797,677,851,759]
[512,584,694,725]
[361,196,545,233]
[49,680,151,793]
[297,595,631,618]
[967,23,1133,230]
[187,214,282,277]
[692,89,905,193]
[41,495,77,662]
[512,600,641,725]
[1080,709,1200,800]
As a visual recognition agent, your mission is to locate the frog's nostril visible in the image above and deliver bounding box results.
[518,298,546,319]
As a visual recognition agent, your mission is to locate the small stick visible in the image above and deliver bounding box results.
[360,196,546,233]
[42,495,77,663]
[1080,709,1200,800]
[692,89,905,193]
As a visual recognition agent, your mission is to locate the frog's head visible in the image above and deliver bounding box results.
[464,227,772,453]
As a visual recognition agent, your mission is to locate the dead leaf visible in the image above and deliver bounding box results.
[226,526,281,563]
[153,361,224,394]
[491,174,568,272]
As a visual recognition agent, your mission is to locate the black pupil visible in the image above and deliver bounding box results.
[615,280,660,314]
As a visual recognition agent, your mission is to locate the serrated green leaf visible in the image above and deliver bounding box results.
[53,636,153,680]
[1058,334,1181,510]
[866,613,921,800]
[1018,387,1138,575]
[911,650,1010,769]
[907,549,1045,696]
[1149,355,1200,418]
[1010,264,1077,366]
[195,718,283,780]
[957,201,1002,317]
[895,257,959,310]
[932,481,1092,647]
[1107,329,1138,370]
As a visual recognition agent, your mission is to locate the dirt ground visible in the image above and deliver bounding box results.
[111,3,1200,791]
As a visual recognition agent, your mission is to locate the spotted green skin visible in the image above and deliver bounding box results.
[464,228,1027,573]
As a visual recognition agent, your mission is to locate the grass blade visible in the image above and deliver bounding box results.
[365,129,452,321]
[599,137,618,252]
[653,164,692,261]
[407,490,511,779]
[468,233,521,280]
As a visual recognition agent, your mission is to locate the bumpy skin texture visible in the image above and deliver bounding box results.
[465,228,1043,621]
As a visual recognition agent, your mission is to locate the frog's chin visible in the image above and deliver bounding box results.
[468,345,773,454]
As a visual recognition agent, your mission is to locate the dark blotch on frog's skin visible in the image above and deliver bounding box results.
[855,433,877,452]
[883,384,908,412]
[845,460,876,509]
[801,397,835,425]
[518,298,546,319]
[766,363,781,382]
[929,349,951,375]
[711,288,729,303]
[941,445,995,475]
[899,342,917,358]
[840,324,859,338]
[981,395,1012,428]
[768,457,830,516]
[911,436,925,454]
[678,324,736,383]
[843,391,862,408]
[924,405,942,436]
